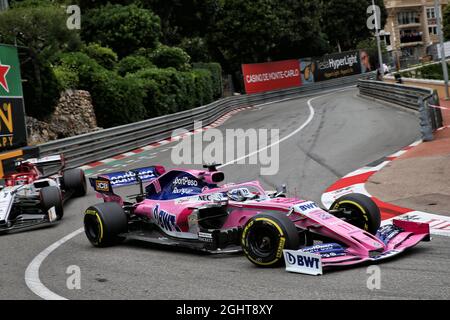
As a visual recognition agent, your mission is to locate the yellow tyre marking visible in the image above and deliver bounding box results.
[242,217,286,266]
[84,209,104,243]
[337,200,370,230]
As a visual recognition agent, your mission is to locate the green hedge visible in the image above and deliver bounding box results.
[193,62,223,99]
[150,45,191,71]
[131,67,216,117]
[54,51,223,128]
[117,55,154,76]
[400,62,450,81]
[56,52,146,127]
[81,43,118,69]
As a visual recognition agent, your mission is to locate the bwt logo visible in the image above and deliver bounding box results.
[152,204,181,232]
[297,202,318,212]
[286,252,320,269]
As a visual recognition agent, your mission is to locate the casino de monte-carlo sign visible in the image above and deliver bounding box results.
[0,44,27,151]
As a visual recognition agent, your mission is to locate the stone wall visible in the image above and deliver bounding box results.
[27,90,100,145]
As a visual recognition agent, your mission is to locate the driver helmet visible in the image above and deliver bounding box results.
[228,188,254,202]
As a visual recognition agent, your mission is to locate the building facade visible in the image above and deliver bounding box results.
[383,0,448,65]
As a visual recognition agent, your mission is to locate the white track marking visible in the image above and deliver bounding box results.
[25,228,84,300]
[24,86,354,300]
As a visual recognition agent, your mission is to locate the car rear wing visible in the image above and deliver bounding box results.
[89,166,165,204]
[91,166,165,188]
[23,155,64,166]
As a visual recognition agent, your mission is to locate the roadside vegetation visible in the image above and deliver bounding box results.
[0,0,386,128]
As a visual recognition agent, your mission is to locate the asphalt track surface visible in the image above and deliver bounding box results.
[2,87,450,300]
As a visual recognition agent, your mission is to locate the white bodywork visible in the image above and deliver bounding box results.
[0,178,58,222]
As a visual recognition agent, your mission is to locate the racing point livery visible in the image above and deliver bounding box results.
[84,165,430,274]
[0,155,87,233]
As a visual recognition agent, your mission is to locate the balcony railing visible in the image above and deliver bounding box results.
[400,34,423,44]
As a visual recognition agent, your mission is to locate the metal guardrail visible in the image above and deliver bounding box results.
[358,79,443,141]
[38,73,372,169]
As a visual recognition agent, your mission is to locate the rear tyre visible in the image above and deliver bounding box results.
[330,193,381,235]
[241,212,299,267]
[63,168,87,197]
[84,202,127,247]
[40,186,64,220]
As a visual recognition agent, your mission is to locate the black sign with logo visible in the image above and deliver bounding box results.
[314,51,364,82]
[0,97,27,150]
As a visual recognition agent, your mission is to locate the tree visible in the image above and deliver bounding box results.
[0,1,81,119]
[444,4,450,40]
[140,0,221,45]
[150,45,191,71]
[82,4,161,58]
[81,43,118,69]
[207,0,329,88]
[321,0,387,52]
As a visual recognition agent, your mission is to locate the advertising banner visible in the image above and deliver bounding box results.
[0,44,27,152]
[241,60,301,94]
[300,58,316,85]
[299,50,373,84]
[314,50,363,82]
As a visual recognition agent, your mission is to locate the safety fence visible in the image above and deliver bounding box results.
[358,80,443,141]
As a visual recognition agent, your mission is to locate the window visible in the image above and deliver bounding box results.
[400,29,423,43]
[398,11,420,25]
[429,26,438,35]
[426,6,440,36]
[426,7,436,19]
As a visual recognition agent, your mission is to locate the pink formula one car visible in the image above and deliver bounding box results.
[84,165,430,273]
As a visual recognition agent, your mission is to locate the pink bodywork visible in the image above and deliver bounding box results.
[98,168,430,267]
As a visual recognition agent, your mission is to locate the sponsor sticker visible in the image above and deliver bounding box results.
[95,180,110,192]
[0,191,13,221]
[369,250,401,261]
[152,204,181,232]
[293,201,321,215]
[48,206,57,222]
[283,250,323,275]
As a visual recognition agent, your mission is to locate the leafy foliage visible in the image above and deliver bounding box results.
[0,2,80,119]
[193,62,223,99]
[81,43,118,69]
[207,0,329,81]
[82,4,161,58]
[322,0,387,52]
[444,4,450,41]
[117,55,155,77]
[53,65,79,90]
[150,45,191,71]
[55,52,146,127]
[131,67,216,117]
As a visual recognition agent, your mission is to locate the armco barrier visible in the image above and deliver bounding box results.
[37,73,373,169]
[358,79,443,141]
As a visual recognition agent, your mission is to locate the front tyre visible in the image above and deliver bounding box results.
[84,202,127,247]
[241,212,299,267]
[40,186,64,220]
[330,193,381,235]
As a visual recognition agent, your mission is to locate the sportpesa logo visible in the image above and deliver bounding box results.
[173,176,198,186]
